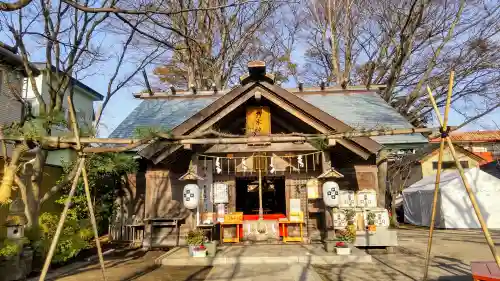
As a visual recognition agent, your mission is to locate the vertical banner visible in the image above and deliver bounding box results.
[198,160,213,212]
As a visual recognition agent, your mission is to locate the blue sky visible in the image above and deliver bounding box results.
[1,34,498,137]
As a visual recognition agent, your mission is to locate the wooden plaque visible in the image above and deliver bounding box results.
[246,106,271,135]
[224,212,243,224]
[354,165,378,191]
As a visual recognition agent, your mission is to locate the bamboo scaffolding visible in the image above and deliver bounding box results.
[422,72,454,281]
[38,97,108,281]
[422,73,500,281]
[38,158,85,281]
[0,127,446,154]
[67,97,107,281]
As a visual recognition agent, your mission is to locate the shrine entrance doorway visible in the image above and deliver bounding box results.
[235,176,286,218]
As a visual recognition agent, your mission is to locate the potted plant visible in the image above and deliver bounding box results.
[366,212,377,234]
[335,241,351,255]
[187,229,206,257]
[344,209,356,225]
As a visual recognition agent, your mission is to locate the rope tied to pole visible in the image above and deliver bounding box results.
[439,126,451,139]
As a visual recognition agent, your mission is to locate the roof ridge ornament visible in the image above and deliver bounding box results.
[240,61,275,85]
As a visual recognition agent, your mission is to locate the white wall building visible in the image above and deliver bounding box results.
[22,63,103,166]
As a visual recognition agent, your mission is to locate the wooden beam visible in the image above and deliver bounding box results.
[0,127,440,150]
[205,142,318,153]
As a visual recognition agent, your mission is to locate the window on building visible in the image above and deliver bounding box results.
[432,161,469,170]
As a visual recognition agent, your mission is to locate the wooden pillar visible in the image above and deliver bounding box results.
[321,151,334,240]
[376,149,388,208]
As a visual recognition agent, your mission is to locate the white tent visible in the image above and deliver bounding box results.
[402,168,500,229]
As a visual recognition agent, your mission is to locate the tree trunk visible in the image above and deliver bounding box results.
[0,143,28,203]
[376,149,389,208]
[391,192,399,227]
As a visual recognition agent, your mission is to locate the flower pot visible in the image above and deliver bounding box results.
[188,245,201,256]
[336,247,351,255]
[192,250,207,257]
[367,225,376,234]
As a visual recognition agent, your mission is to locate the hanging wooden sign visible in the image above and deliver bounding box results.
[224,212,243,224]
[246,106,271,136]
[354,165,378,191]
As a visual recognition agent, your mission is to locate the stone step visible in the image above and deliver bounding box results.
[158,245,372,266]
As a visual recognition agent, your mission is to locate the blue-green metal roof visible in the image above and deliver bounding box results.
[110,90,427,145]
[110,98,218,139]
[300,93,428,144]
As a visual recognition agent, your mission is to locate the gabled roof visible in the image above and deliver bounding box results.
[0,43,40,76]
[110,87,426,145]
[430,130,500,143]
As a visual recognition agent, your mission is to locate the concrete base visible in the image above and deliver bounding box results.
[354,228,398,247]
[323,241,336,252]
[158,244,372,266]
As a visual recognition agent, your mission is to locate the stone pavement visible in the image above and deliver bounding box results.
[32,227,500,281]
[314,227,500,281]
[204,264,323,281]
[30,249,212,281]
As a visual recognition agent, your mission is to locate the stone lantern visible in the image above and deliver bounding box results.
[6,198,26,239]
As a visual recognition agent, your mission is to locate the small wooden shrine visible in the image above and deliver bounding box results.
[111,61,404,248]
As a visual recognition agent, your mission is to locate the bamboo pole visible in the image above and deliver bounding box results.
[0,127,444,146]
[38,158,85,281]
[422,72,500,281]
[445,137,500,267]
[67,97,107,281]
[422,72,453,281]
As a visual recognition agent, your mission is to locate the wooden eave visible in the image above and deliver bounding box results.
[142,80,381,162]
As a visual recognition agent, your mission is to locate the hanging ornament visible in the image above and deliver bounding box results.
[269,156,275,174]
[216,157,222,174]
[242,158,248,173]
[297,155,304,168]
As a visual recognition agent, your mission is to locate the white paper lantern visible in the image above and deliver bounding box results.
[356,190,377,208]
[213,183,229,204]
[339,190,356,207]
[183,184,200,209]
[322,181,340,207]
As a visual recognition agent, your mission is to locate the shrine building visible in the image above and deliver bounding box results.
[109,61,427,247]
